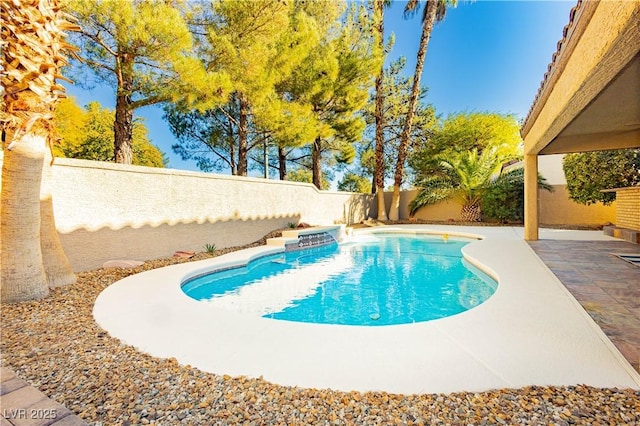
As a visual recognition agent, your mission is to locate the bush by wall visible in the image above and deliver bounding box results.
[481,168,553,223]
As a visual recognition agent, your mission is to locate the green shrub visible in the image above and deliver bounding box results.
[563,149,640,205]
[481,168,552,223]
[204,243,216,254]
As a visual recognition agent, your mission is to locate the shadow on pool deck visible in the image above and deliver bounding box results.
[528,239,640,373]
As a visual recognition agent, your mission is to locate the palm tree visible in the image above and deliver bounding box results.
[388,0,456,221]
[1,0,77,302]
[373,0,391,221]
[40,146,76,288]
[409,148,502,221]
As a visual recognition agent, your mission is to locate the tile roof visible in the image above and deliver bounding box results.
[521,0,583,134]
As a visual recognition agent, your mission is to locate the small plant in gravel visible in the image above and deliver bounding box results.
[287,222,297,229]
[204,243,216,254]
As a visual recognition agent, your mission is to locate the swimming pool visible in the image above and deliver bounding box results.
[182,234,497,326]
[93,225,640,394]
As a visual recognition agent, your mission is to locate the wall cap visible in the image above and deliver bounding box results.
[601,186,640,193]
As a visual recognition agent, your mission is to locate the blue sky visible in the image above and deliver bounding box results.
[63,0,576,175]
[384,0,575,119]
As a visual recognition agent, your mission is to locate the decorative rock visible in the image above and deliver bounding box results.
[2,228,640,425]
[172,251,195,258]
[102,260,144,269]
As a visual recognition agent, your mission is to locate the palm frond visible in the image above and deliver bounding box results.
[435,0,450,22]
[490,167,554,192]
[403,0,421,19]
[409,173,455,215]
[439,147,502,189]
[427,147,503,207]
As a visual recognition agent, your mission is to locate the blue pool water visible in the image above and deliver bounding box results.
[182,234,497,326]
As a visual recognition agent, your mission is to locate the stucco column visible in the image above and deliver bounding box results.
[524,154,539,241]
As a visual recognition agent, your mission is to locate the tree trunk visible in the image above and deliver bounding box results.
[1,132,49,302]
[278,146,287,180]
[312,137,322,189]
[237,93,249,176]
[114,55,134,164]
[1,0,76,301]
[227,115,236,175]
[374,0,388,221]
[388,0,438,221]
[263,136,269,179]
[40,148,76,287]
[461,201,482,222]
[388,185,401,221]
[376,190,388,221]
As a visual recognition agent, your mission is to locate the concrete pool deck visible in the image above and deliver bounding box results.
[93,225,640,394]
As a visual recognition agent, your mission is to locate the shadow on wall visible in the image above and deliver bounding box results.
[60,215,301,272]
[367,189,459,221]
[0,155,373,271]
[345,193,373,224]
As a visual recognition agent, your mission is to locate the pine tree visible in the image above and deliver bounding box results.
[66,0,229,164]
[357,58,436,199]
[170,0,323,176]
[54,98,166,167]
[283,3,381,189]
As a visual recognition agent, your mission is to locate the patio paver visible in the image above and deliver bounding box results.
[0,367,86,426]
[529,239,640,373]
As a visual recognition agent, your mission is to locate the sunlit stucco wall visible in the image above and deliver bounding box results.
[0,156,371,271]
[377,156,615,225]
[539,186,615,226]
[538,155,615,226]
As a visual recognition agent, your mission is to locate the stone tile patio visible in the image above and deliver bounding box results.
[529,239,640,373]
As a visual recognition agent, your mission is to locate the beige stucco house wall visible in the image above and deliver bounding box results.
[539,186,615,226]
[520,1,640,240]
[537,154,615,226]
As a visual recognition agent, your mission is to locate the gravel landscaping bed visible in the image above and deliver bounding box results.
[2,229,639,425]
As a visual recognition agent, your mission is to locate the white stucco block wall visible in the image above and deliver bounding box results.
[0,156,371,271]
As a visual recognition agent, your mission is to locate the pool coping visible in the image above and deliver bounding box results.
[93,225,640,395]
